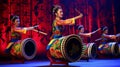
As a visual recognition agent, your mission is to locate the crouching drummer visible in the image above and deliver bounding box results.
[5,15,38,53]
[77,25,100,59]
[98,26,116,51]
[47,5,83,50]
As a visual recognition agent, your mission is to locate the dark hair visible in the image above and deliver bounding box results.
[52,5,62,15]
[77,25,84,30]
[101,26,108,32]
[10,15,19,22]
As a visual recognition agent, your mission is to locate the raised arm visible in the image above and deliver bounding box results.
[56,13,83,25]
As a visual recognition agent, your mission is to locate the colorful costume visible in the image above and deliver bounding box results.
[47,18,75,50]
[10,28,27,42]
[5,28,26,53]
[98,34,108,50]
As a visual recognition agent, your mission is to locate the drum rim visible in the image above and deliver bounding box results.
[61,34,83,62]
[87,43,97,59]
[21,38,37,60]
[110,42,119,56]
[119,44,120,55]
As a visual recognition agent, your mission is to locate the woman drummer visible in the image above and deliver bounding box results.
[78,25,100,39]
[46,5,83,62]
[77,25,100,58]
[98,26,116,50]
[47,5,83,50]
[5,15,38,53]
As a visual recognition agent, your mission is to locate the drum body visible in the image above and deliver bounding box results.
[49,34,83,62]
[98,42,119,56]
[10,38,36,60]
[116,34,120,43]
[118,43,120,55]
[81,43,97,59]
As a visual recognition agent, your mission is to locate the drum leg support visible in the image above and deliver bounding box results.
[47,51,69,66]
[10,56,25,63]
[3,52,25,63]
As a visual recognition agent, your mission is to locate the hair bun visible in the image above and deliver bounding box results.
[10,15,19,22]
[52,5,61,14]
[77,25,84,30]
[101,26,108,31]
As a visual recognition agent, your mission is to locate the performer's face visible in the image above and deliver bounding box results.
[104,29,108,34]
[79,28,84,33]
[55,8,63,18]
[14,19,20,27]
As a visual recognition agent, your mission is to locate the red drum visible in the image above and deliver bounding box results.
[10,38,37,60]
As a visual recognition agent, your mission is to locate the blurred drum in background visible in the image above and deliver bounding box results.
[116,33,120,43]
[98,42,119,56]
[81,43,97,59]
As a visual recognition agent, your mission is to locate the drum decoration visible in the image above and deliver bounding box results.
[98,42,119,56]
[10,38,37,60]
[119,44,120,55]
[49,34,83,62]
[81,43,97,59]
[116,33,120,43]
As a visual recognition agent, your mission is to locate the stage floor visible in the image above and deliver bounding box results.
[0,59,120,67]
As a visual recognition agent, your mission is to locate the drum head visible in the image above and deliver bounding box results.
[21,38,36,60]
[62,34,83,62]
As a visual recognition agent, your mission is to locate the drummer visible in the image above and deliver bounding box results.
[47,5,83,50]
[77,25,100,40]
[5,15,38,53]
[98,26,116,50]
[77,25,100,57]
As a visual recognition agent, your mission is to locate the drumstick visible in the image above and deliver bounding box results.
[95,38,102,42]
[91,28,101,34]
[75,8,81,14]
[33,29,47,35]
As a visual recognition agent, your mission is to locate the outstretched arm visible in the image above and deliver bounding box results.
[79,33,91,37]
[14,25,39,34]
[103,34,116,40]
[91,28,101,35]
[79,28,101,37]
[23,25,38,30]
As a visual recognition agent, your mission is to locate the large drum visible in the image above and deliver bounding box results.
[81,43,97,59]
[98,42,119,56]
[10,38,37,60]
[48,34,83,62]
